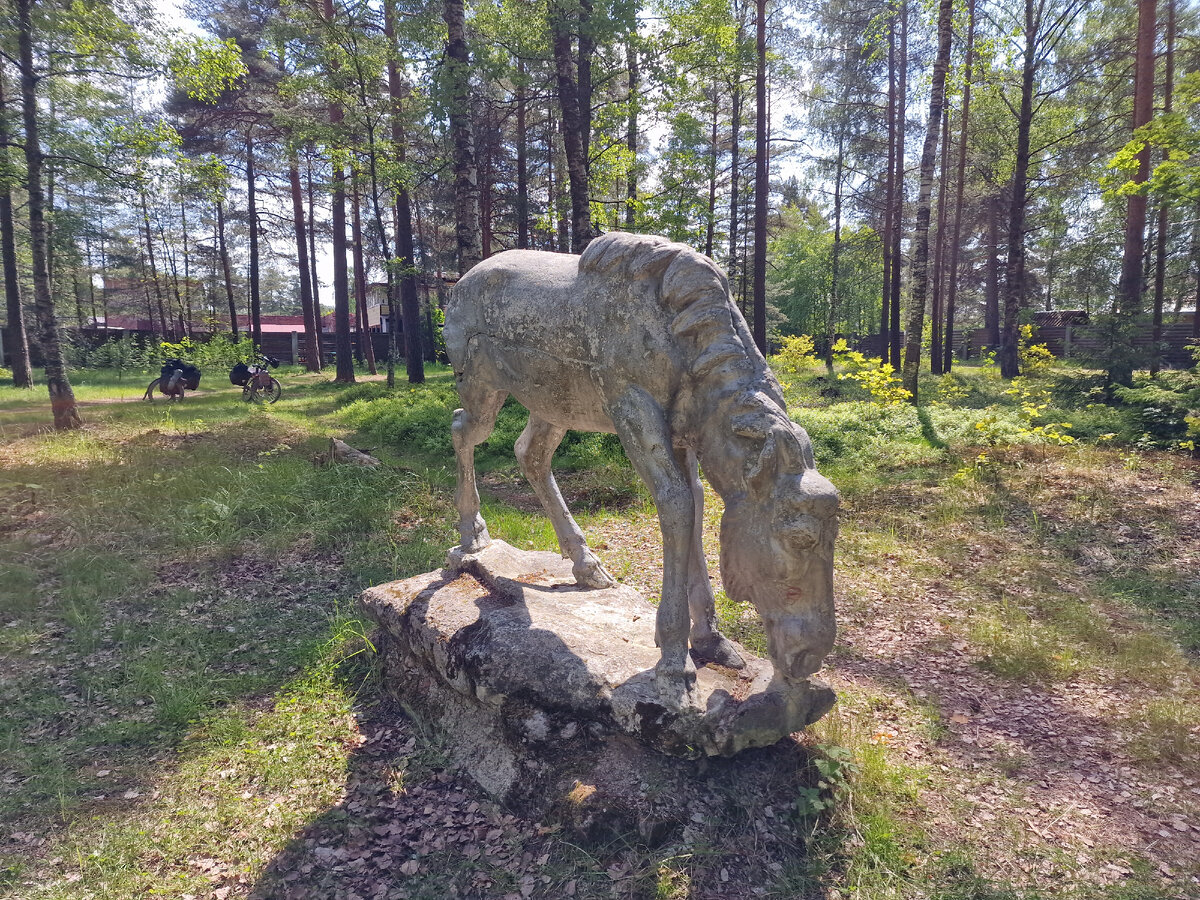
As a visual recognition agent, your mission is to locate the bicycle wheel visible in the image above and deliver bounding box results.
[144,377,161,400]
[249,377,282,404]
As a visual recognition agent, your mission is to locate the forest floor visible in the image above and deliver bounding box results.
[0,363,1197,899]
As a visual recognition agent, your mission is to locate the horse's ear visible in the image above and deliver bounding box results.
[745,432,777,491]
[776,426,814,473]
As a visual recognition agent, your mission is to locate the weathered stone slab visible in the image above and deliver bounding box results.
[360,541,834,801]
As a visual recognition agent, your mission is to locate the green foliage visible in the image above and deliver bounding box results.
[794,743,859,820]
[1002,378,1076,445]
[771,334,819,376]
[168,36,247,103]
[1017,325,1055,376]
[831,339,912,406]
[67,334,256,375]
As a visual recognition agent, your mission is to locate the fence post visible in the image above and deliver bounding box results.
[1063,326,1072,360]
[290,331,299,364]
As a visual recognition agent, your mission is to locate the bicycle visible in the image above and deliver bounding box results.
[144,359,201,401]
[230,355,282,404]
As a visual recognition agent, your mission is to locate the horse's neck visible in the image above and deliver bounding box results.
[691,369,782,504]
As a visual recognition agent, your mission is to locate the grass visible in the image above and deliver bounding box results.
[1,358,1198,898]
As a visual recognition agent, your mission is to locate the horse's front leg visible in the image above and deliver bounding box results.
[607,388,696,700]
[675,447,745,670]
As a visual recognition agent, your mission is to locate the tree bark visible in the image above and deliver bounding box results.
[385,0,425,384]
[985,194,1000,347]
[705,84,719,258]
[930,100,951,375]
[217,199,238,339]
[16,0,79,427]
[901,0,953,402]
[0,56,32,387]
[549,0,594,252]
[350,179,377,374]
[881,12,895,350]
[751,0,768,355]
[306,150,324,364]
[888,2,907,369]
[288,152,321,371]
[827,121,845,373]
[999,0,1037,380]
[1112,0,1157,384]
[1151,0,1174,376]
[324,0,354,384]
[517,58,529,247]
[246,132,262,347]
[626,36,639,230]
[944,0,975,373]
[140,190,169,339]
[445,0,483,271]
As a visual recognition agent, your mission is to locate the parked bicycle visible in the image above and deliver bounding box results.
[230,354,282,403]
[144,358,202,401]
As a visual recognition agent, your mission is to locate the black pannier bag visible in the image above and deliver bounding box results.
[161,358,202,392]
[229,362,251,387]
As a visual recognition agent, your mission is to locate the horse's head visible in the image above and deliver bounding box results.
[720,409,839,685]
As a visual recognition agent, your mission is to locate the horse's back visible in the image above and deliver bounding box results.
[445,250,588,368]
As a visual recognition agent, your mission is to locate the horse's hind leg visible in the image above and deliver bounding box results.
[677,447,745,670]
[452,383,507,552]
[515,415,615,589]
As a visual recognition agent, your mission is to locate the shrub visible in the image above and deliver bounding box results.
[831,339,911,406]
[1017,324,1055,375]
[772,334,819,375]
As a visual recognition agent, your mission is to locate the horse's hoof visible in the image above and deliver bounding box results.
[653,655,697,706]
[690,633,745,670]
[573,555,616,589]
[460,517,492,553]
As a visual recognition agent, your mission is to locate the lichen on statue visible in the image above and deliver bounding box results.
[444,231,839,703]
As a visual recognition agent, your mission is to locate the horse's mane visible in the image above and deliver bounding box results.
[579,232,761,389]
[579,232,810,473]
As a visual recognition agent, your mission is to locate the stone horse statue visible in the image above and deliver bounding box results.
[445,232,838,698]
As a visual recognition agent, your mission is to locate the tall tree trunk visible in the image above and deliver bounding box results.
[626,36,639,229]
[180,196,193,336]
[217,199,238,339]
[140,189,169,338]
[901,0,952,402]
[579,0,594,176]
[0,55,32,387]
[549,0,594,253]
[325,0,354,383]
[1151,0,1175,377]
[705,84,719,258]
[889,1,907,369]
[306,150,324,364]
[751,0,768,355]
[479,100,493,259]
[350,179,377,374]
[944,0,975,373]
[246,132,262,348]
[826,121,845,373]
[985,194,1000,347]
[517,58,530,247]
[16,0,78,427]
[288,151,321,371]
[445,0,483,271]
[930,99,951,376]
[1113,0,1157,384]
[386,0,425,384]
[999,0,1037,380]
[881,12,895,350]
